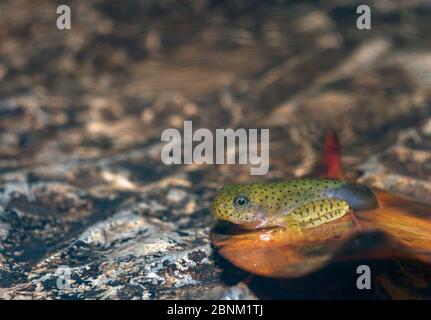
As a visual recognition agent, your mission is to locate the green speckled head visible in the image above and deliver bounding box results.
[211,179,354,229]
[211,183,284,228]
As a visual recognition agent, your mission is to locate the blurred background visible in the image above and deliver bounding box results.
[0,0,431,299]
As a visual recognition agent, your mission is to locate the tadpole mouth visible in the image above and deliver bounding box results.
[228,216,268,230]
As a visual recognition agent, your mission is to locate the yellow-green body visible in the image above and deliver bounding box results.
[211,179,377,230]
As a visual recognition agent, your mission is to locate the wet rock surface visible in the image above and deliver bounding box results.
[0,0,430,299]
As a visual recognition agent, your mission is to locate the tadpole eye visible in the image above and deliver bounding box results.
[233,195,250,209]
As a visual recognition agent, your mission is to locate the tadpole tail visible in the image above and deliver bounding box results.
[323,183,378,211]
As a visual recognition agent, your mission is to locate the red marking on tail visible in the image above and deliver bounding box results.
[319,129,343,179]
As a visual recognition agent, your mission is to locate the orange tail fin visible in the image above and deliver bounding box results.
[317,129,343,179]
